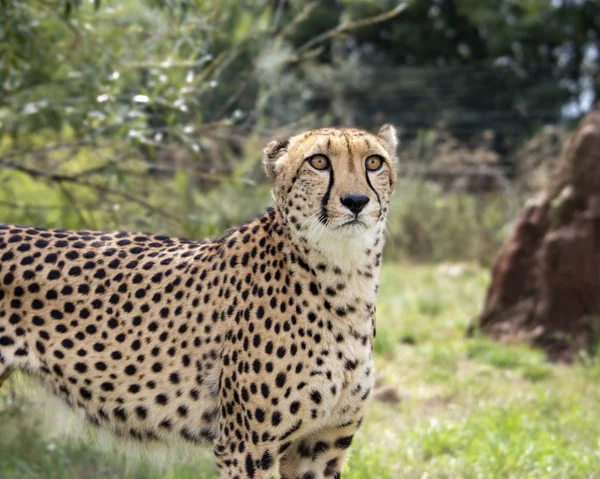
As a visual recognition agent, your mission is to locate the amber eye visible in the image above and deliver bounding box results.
[366,155,384,171]
[308,155,329,171]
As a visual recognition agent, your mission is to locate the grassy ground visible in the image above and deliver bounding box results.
[2,263,600,478]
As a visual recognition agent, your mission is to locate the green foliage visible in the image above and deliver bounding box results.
[269,0,600,140]
[4,0,599,142]
[0,0,282,239]
[385,180,515,263]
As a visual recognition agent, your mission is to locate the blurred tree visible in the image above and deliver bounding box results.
[0,0,598,258]
[271,0,600,146]
[5,0,598,146]
[0,0,284,235]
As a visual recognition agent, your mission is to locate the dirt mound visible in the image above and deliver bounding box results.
[469,106,600,362]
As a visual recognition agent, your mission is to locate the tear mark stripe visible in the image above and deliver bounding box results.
[320,159,335,225]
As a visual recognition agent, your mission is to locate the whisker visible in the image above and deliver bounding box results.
[298,212,320,232]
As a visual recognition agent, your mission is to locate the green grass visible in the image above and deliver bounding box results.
[3,263,600,478]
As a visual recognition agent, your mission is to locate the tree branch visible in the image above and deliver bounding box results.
[295,3,408,56]
[0,159,184,223]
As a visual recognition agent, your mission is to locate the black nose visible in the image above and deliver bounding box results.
[340,194,370,215]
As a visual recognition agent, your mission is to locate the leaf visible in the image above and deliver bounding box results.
[94,0,101,11]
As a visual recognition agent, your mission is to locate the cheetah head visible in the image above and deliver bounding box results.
[263,125,398,245]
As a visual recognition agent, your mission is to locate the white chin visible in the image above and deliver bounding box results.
[333,220,370,237]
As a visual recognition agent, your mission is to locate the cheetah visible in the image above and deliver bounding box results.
[0,125,398,478]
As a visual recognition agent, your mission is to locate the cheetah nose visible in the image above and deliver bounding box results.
[340,194,370,215]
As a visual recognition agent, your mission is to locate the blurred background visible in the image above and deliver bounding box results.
[2,1,600,478]
[2,0,599,263]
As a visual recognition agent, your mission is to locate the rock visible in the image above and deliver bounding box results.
[469,105,600,362]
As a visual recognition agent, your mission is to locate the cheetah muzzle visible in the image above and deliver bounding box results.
[0,125,398,479]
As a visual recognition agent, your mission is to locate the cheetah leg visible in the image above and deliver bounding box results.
[279,423,360,479]
[213,442,279,479]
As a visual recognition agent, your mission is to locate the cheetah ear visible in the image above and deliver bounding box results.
[263,139,289,182]
[377,124,398,154]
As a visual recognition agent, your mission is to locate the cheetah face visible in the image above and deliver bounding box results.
[263,125,398,242]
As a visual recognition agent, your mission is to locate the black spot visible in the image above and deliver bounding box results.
[158,419,172,429]
[80,387,92,400]
[313,441,330,458]
[113,407,127,421]
[95,362,107,371]
[298,441,311,457]
[68,266,81,276]
[271,411,282,426]
[78,284,90,295]
[135,406,148,419]
[32,316,45,326]
[31,299,44,310]
[325,458,339,477]
[310,390,322,404]
[334,435,354,449]
[260,450,273,470]
[1,336,15,347]
[47,270,60,280]
[245,453,256,479]
[255,408,265,423]
[74,362,87,373]
[170,402,186,416]
[261,383,270,398]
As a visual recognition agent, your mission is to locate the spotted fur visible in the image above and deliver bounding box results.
[0,125,398,478]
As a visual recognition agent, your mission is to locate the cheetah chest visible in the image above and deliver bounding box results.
[330,347,374,422]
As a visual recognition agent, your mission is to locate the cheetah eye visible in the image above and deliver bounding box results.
[307,155,330,171]
[365,155,384,172]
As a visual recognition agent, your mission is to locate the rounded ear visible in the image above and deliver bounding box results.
[378,124,398,189]
[377,124,398,153]
[262,139,289,182]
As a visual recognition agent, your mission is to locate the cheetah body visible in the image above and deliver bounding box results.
[0,125,397,478]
